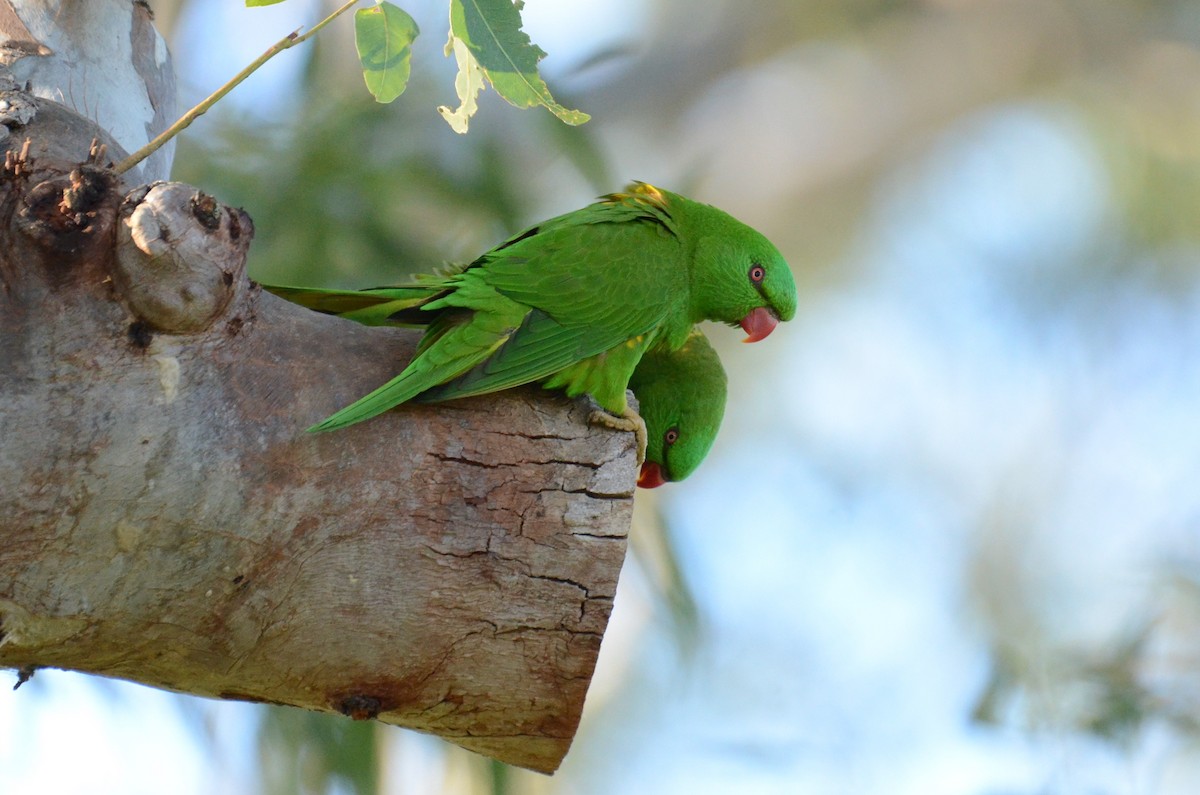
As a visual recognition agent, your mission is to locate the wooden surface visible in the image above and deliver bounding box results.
[0,7,637,768]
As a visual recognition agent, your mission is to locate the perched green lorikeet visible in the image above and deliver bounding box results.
[265,182,795,456]
[270,280,731,485]
[627,327,727,489]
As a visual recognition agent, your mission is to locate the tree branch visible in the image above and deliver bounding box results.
[4,0,177,183]
[0,3,636,775]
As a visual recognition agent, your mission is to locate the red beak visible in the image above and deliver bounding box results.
[740,306,778,343]
[637,461,667,489]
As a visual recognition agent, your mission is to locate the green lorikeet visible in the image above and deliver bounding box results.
[270,278,731,485]
[628,327,727,489]
[265,182,795,456]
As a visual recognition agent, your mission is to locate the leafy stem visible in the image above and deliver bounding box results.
[112,0,363,176]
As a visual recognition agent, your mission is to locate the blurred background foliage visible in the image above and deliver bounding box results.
[8,0,1200,792]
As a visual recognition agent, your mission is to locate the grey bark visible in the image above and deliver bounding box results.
[0,0,635,774]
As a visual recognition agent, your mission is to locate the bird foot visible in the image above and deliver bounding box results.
[588,407,647,466]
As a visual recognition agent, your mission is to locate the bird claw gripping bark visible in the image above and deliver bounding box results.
[588,407,647,466]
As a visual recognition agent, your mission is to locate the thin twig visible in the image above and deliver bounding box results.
[112,0,362,176]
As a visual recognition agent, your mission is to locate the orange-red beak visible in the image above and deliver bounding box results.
[637,461,667,489]
[740,306,778,343]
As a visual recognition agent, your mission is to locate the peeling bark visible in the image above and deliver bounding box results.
[0,2,635,775]
[2,0,176,183]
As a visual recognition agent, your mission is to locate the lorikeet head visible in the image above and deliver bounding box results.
[629,328,728,488]
[686,202,797,343]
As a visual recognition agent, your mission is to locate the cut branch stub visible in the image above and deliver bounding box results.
[0,163,637,773]
[114,182,251,333]
[13,164,118,265]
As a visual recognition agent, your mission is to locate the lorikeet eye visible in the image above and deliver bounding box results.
[749,263,766,283]
[664,427,680,445]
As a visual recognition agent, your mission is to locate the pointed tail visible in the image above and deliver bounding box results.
[261,283,441,326]
[307,313,503,432]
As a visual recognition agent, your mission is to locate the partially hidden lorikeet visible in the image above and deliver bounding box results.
[627,327,727,489]
[264,182,795,460]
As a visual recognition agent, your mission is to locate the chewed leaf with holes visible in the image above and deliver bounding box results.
[441,0,589,132]
[438,33,487,133]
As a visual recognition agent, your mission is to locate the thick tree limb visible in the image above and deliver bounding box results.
[0,3,636,775]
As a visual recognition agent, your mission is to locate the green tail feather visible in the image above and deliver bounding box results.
[307,370,432,432]
[308,313,499,432]
[261,283,440,326]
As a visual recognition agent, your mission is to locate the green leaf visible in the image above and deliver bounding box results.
[445,0,589,128]
[245,0,288,7]
[355,3,420,104]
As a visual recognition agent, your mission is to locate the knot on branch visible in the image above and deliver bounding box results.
[114,181,254,334]
[337,694,387,721]
[12,162,117,261]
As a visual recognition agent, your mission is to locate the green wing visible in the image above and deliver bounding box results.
[417,308,662,412]
[307,294,528,431]
[414,200,686,411]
